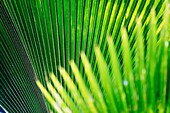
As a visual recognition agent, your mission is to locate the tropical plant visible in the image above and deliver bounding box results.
[36,2,170,113]
[0,0,170,113]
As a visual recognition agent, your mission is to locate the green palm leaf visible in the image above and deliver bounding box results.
[0,0,170,112]
[36,5,169,112]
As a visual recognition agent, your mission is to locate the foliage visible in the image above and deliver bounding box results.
[36,3,170,113]
[1,0,170,113]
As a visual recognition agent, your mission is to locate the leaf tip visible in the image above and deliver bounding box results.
[45,75,48,83]
[107,36,112,43]
[69,60,74,66]
[58,66,63,73]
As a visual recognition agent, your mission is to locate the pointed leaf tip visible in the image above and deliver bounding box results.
[45,75,48,82]
[121,27,128,41]
[80,51,86,58]
[69,60,74,65]
[107,36,112,43]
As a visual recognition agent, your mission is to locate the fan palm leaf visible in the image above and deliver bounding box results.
[0,0,170,112]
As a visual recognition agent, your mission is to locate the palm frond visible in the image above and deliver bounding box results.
[0,0,170,112]
[36,4,170,112]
